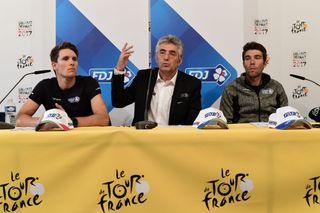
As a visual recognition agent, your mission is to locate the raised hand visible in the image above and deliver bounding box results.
[116,43,134,71]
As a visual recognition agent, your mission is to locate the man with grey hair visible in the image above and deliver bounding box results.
[112,35,201,126]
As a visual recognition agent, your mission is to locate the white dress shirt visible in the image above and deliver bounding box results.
[148,72,178,125]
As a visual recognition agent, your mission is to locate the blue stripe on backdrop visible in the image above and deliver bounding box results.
[56,0,238,111]
[56,0,138,111]
[150,0,238,108]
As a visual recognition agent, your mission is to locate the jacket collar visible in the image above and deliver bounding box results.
[240,72,271,88]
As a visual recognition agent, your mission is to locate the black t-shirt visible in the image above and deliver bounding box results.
[29,76,101,117]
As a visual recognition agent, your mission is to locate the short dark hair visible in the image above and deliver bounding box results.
[242,41,267,62]
[50,41,78,62]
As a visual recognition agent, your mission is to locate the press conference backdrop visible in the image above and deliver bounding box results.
[0,0,319,124]
[0,0,55,116]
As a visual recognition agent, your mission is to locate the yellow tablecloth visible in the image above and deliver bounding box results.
[0,124,320,213]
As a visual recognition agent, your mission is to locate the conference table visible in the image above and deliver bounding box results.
[1,124,320,213]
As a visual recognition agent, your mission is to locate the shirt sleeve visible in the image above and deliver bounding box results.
[219,86,235,123]
[28,80,45,105]
[86,77,102,100]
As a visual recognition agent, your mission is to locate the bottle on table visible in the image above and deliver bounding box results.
[4,98,16,126]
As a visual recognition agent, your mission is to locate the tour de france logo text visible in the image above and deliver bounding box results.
[0,172,44,212]
[202,168,253,210]
[304,175,320,206]
[98,170,149,212]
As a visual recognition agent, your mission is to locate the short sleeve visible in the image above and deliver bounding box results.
[28,80,46,105]
[86,77,101,100]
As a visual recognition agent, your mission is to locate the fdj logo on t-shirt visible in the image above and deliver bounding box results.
[0,172,44,212]
[202,168,253,210]
[98,170,149,212]
[185,64,230,86]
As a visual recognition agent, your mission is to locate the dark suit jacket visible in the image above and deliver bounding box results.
[112,68,201,125]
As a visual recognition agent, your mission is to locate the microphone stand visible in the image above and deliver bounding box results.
[290,74,320,126]
[1,72,33,105]
[290,74,320,87]
[301,78,320,87]
[135,69,158,129]
[0,70,51,129]
[307,79,320,87]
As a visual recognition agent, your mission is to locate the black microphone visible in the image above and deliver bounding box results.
[135,69,158,129]
[309,107,320,122]
[290,74,320,87]
[290,74,305,80]
[0,69,51,129]
[33,70,51,75]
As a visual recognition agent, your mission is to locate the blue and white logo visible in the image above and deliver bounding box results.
[68,96,80,103]
[185,64,231,86]
[204,111,221,118]
[89,68,136,87]
[261,88,274,95]
[283,111,300,118]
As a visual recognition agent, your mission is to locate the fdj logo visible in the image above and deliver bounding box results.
[185,64,230,86]
[205,112,221,119]
[90,68,135,86]
[283,111,299,118]
[47,113,62,120]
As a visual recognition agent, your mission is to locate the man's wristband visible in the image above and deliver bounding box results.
[113,67,125,75]
[71,117,78,127]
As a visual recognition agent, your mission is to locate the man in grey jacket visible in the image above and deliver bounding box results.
[220,41,288,123]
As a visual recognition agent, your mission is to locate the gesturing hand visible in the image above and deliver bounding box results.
[116,43,134,71]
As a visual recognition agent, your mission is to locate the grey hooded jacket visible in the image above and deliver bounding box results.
[220,73,288,123]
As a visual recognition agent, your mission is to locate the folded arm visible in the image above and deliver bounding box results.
[73,94,110,127]
[16,99,41,127]
[219,88,235,123]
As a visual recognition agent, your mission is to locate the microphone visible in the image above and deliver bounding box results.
[33,70,51,75]
[290,74,320,87]
[309,107,320,122]
[0,69,51,129]
[135,69,158,129]
[289,74,305,80]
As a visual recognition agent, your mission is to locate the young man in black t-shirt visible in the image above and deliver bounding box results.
[16,42,110,127]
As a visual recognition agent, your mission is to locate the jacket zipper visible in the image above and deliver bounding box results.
[257,92,261,122]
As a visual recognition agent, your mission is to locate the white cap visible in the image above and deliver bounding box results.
[268,106,312,129]
[193,107,228,129]
[35,109,74,131]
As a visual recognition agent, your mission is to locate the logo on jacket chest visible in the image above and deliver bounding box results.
[261,88,274,95]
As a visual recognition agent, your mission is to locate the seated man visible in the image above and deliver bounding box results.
[220,41,288,123]
[112,35,201,125]
[16,42,110,127]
